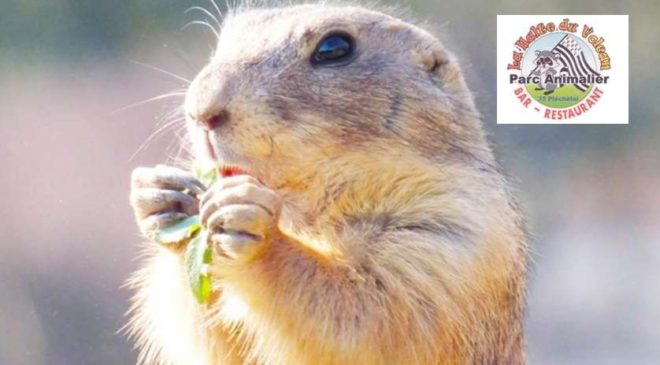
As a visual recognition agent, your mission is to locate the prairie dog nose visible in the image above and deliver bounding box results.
[185,66,235,131]
[190,109,231,131]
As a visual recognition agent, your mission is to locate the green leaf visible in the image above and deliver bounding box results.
[153,215,201,245]
[187,222,202,238]
[185,230,213,304]
[150,163,220,304]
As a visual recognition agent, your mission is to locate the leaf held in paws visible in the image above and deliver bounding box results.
[152,164,250,304]
[153,215,202,245]
[185,230,213,304]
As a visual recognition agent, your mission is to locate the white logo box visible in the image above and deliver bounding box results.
[496,15,628,124]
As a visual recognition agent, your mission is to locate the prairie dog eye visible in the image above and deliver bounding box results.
[311,32,355,66]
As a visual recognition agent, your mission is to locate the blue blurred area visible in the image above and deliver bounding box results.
[0,1,658,364]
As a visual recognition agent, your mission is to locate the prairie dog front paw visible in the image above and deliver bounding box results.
[200,175,281,260]
[130,164,205,241]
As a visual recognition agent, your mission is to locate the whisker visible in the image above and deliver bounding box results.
[155,109,185,133]
[166,126,193,164]
[130,60,192,84]
[158,104,184,121]
[112,91,186,115]
[150,116,186,142]
[129,116,186,162]
[159,110,188,136]
[185,6,221,28]
[208,0,225,20]
[173,47,197,75]
[223,0,233,15]
[182,20,221,40]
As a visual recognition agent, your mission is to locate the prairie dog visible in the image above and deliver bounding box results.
[128,3,528,365]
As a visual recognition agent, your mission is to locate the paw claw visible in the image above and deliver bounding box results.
[139,212,189,239]
[211,232,263,260]
[205,204,272,236]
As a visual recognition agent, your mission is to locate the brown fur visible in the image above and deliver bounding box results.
[127,3,528,364]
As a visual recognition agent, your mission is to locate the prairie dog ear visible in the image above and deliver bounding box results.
[378,20,450,76]
[409,29,474,105]
[411,36,450,74]
[410,32,468,90]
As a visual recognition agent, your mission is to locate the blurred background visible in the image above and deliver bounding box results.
[0,1,657,364]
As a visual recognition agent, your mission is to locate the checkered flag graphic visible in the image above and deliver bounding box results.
[552,35,600,92]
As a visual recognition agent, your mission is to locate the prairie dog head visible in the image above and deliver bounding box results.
[185,4,490,197]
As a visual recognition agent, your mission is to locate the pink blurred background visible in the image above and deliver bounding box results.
[0,1,658,364]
